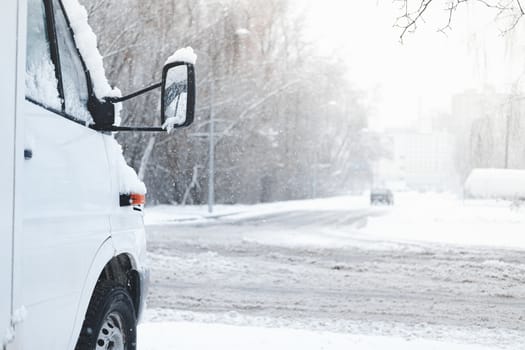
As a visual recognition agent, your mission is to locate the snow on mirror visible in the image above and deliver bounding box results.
[162,64,189,132]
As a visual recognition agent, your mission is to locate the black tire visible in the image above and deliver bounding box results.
[75,281,137,350]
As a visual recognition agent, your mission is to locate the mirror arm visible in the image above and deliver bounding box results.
[92,82,166,132]
[106,82,162,103]
[90,124,165,132]
[111,125,165,132]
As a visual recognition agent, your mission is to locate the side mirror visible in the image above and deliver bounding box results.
[161,62,196,131]
[94,49,196,133]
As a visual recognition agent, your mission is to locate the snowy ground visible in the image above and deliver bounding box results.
[144,195,370,226]
[140,193,525,349]
[138,321,495,350]
[361,192,525,249]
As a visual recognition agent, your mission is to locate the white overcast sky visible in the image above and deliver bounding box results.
[300,0,523,130]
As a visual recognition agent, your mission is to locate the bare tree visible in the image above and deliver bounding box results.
[80,0,377,204]
[395,0,525,41]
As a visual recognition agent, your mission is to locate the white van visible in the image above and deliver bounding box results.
[1,0,195,349]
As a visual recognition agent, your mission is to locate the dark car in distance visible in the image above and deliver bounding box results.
[370,188,394,205]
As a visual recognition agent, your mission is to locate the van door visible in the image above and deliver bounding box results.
[0,0,21,346]
[19,0,113,348]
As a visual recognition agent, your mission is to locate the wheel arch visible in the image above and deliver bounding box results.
[67,238,142,350]
[96,252,142,315]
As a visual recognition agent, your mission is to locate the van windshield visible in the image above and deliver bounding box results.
[25,0,61,110]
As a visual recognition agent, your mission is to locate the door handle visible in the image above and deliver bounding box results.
[24,149,32,160]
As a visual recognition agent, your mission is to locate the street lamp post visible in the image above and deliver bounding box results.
[208,77,215,213]
[192,49,216,214]
[312,150,318,198]
[311,100,338,198]
[202,30,250,213]
[188,70,218,214]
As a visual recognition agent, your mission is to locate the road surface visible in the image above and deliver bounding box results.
[145,208,525,348]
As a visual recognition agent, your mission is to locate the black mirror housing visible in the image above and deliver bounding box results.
[160,61,196,130]
[89,95,115,130]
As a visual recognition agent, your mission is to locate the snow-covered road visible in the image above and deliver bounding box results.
[142,195,525,349]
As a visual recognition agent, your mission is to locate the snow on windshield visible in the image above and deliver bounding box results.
[25,0,61,110]
[25,58,62,111]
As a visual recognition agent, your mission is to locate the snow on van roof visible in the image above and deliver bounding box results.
[61,0,120,101]
[165,47,197,65]
[464,168,525,199]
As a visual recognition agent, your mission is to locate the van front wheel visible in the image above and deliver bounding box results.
[75,281,137,350]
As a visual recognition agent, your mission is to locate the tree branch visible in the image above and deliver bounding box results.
[395,0,524,40]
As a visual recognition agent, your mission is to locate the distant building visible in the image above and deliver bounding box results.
[372,129,459,192]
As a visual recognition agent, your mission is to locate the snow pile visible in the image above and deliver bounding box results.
[465,168,525,199]
[138,321,494,350]
[146,193,525,249]
[142,308,524,348]
[2,306,27,346]
[105,137,146,195]
[144,195,369,225]
[360,192,525,249]
[144,204,245,224]
[11,306,27,325]
[2,326,14,347]
[165,47,197,65]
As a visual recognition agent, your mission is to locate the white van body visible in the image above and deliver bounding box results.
[2,0,149,349]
